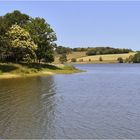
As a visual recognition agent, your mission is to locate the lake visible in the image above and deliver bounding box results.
[0,64,140,139]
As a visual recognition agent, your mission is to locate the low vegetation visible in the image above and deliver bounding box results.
[59,54,67,64]
[117,57,124,63]
[0,63,82,78]
[75,52,136,63]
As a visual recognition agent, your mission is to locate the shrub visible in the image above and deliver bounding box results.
[117,57,123,63]
[99,57,103,61]
[131,52,140,63]
[0,70,2,75]
[125,55,133,63]
[59,54,67,64]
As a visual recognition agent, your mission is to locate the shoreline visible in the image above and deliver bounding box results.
[0,63,83,79]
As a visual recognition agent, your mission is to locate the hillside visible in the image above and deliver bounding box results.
[54,52,136,64]
[54,51,87,63]
[75,52,136,63]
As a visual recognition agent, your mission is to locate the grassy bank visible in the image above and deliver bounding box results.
[0,63,83,79]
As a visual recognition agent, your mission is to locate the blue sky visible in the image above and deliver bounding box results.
[0,1,140,50]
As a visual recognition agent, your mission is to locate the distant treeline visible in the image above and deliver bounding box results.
[86,47,133,56]
[55,46,72,54]
[55,46,133,55]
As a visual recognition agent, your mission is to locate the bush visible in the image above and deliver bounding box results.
[117,57,123,63]
[125,55,133,63]
[0,70,2,75]
[99,57,103,61]
[59,54,67,64]
[131,52,140,63]
[71,58,76,62]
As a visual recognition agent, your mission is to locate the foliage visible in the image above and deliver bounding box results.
[86,47,132,56]
[59,54,67,64]
[7,25,37,62]
[25,17,57,63]
[72,47,88,52]
[0,35,11,62]
[117,57,123,63]
[131,52,140,63]
[4,10,29,28]
[99,56,103,61]
[0,10,57,64]
[55,46,72,54]
[125,55,134,63]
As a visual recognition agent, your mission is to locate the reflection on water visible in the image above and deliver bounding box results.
[1,64,140,139]
[0,76,57,139]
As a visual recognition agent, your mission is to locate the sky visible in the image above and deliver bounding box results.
[0,1,140,50]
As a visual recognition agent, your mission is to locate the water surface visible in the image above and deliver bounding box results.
[0,64,140,139]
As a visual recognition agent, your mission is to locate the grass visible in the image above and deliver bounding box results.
[54,51,87,63]
[74,52,136,63]
[54,51,136,64]
[0,62,82,79]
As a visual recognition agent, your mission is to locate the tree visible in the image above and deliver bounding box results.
[4,10,29,28]
[0,35,11,62]
[131,52,140,63]
[99,56,103,61]
[55,46,72,54]
[0,11,30,62]
[117,57,123,63]
[7,25,37,63]
[25,17,57,63]
[59,54,67,64]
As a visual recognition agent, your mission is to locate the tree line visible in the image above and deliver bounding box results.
[0,10,57,63]
[86,47,132,56]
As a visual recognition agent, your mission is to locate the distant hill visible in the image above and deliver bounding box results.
[54,46,135,64]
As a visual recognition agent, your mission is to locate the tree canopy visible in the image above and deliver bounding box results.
[0,10,57,63]
[25,17,57,63]
[86,47,132,56]
[7,25,37,62]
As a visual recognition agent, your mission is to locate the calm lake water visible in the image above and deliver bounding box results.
[0,64,140,139]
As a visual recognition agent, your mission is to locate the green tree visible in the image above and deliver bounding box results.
[59,54,67,64]
[0,11,30,62]
[131,52,140,63]
[99,56,103,61]
[56,46,72,54]
[4,10,29,28]
[117,57,123,63]
[0,35,11,62]
[25,17,57,63]
[7,25,37,63]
